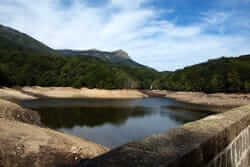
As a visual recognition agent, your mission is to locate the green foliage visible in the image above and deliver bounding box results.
[0,24,159,89]
[154,55,250,93]
[244,82,250,92]
[0,50,159,89]
[0,65,9,86]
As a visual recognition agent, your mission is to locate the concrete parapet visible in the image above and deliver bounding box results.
[79,105,250,167]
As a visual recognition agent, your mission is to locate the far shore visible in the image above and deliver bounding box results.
[0,87,250,112]
[148,90,250,112]
[0,86,149,100]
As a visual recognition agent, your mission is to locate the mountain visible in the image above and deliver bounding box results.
[0,24,54,55]
[0,24,142,67]
[2,24,250,92]
[57,49,142,66]
[0,24,159,89]
[153,55,250,93]
[3,24,249,93]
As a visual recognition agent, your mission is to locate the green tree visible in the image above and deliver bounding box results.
[226,71,241,92]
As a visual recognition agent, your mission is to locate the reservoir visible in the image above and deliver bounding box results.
[20,97,211,148]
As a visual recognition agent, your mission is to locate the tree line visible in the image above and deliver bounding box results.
[153,55,250,93]
[0,49,159,89]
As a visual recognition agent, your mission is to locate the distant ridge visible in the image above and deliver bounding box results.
[57,49,141,66]
[0,24,142,67]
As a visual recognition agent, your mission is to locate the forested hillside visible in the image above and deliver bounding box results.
[153,55,250,93]
[2,24,250,92]
[0,24,159,89]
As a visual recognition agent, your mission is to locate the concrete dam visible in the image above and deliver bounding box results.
[78,105,250,167]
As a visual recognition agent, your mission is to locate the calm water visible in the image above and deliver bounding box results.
[20,98,211,148]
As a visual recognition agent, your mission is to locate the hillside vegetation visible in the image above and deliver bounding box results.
[153,55,250,93]
[1,24,250,93]
[0,24,159,89]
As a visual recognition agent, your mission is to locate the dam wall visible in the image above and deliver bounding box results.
[80,105,250,167]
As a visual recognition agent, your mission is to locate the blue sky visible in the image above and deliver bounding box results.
[0,0,250,71]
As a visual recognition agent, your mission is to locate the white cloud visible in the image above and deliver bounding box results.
[0,0,250,71]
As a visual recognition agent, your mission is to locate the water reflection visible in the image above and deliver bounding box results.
[36,106,153,129]
[20,98,211,148]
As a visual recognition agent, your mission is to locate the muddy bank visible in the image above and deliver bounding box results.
[0,99,109,167]
[0,87,148,100]
[149,90,250,112]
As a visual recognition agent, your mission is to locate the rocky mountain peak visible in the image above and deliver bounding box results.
[113,49,130,59]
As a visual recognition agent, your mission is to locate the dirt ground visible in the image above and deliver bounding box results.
[1,87,250,166]
[0,87,148,100]
[0,99,109,167]
[150,90,250,109]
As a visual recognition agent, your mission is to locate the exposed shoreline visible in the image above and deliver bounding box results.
[0,87,148,100]
[147,90,250,112]
[1,87,250,112]
[1,87,250,166]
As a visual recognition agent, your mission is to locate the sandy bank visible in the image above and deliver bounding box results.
[0,119,108,167]
[0,87,148,100]
[0,87,36,100]
[150,90,250,111]
[0,99,41,125]
[0,99,109,167]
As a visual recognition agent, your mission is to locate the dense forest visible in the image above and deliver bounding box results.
[0,25,159,89]
[1,24,250,93]
[153,55,250,93]
[0,50,159,89]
